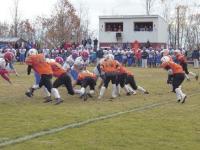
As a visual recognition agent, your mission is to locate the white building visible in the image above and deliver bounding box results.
[99,15,168,49]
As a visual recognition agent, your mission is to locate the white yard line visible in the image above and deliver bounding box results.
[0,101,171,148]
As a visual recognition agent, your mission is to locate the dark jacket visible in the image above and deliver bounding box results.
[141,51,149,59]
[192,50,200,60]
[96,50,104,58]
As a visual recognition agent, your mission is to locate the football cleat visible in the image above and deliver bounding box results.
[181,95,187,104]
[54,98,63,105]
[126,92,131,96]
[25,92,33,98]
[43,99,53,103]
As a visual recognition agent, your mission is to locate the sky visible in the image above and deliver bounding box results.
[0,0,199,35]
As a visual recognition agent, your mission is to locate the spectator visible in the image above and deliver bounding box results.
[146,40,151,48]
[127,51,134,66]
[148,26,153,31]
[19,48,26,64]
[118,25,122,31]
[135,49,142,67]
[87,37,92,49]
[93,38,98,51]
[192,50,199,68]
[82,39,87,48]
[148,50,154,68]
[155,51,161,67]
[141,48,149,68]
[96,49,104,63]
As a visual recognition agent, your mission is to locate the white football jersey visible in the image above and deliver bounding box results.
[63,55,75,70]
[0,58,6,69]
[75,56,89,66]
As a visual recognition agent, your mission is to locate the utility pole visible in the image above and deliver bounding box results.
[176,6,180,49]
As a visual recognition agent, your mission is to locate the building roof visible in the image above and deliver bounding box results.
[0,37,26,43]
[99,15,165,20]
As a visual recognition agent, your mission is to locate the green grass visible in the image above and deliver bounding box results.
[0,64,200,150]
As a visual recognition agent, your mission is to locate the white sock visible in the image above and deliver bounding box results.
[124,85,130,93]
[99,86,106,98]
[89,90,95,95]
[115,85,120,96]
[44,87,51,97]
[127,85,133,92]
[32,84,39,89]
[137,86,146,93]
[51,88,61,99]
[175,88,185,99]
[80,87,85,95]
[185,74,190,80]
[74,89,82,94]
[126,85,137,94]
[112,84,117,98]
[175,90,181,100]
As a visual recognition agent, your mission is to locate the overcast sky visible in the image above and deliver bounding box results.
[0,0,199,35]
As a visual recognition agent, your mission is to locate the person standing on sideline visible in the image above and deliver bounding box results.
[19,48,26,64]
[192,49,199,69]
[141,48,149,68]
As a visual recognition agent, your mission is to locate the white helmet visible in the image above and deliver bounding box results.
[74,57,84,66]
[0,58,6,69]
[162,49,169,56]
[108,50,112,54]
[161,56,170,63]
[28,49,38,56]
[105,54,115,60]
[120,50,125,54]
[103,50,108,55]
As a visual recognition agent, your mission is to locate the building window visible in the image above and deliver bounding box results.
[105,22,123,32]
[134,22,153,31]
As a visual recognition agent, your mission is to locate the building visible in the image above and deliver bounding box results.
[0,37,27,48]
[99,15,168,49]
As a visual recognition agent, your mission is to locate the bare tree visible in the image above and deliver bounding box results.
[77,2,91,40]
[37,0,80,48]
[0,22,10,37]
[11,0,20,37]
[145,0,156,15]
[18,19,35,41]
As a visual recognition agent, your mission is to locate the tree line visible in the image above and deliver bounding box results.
[0,0,90,49]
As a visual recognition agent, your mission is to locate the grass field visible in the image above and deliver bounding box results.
[0,64,200,150]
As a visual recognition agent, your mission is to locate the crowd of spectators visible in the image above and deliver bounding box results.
[0,39,200,69]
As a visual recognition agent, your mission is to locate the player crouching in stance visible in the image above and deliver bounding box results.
[0,53,16,84]
[117,64,149,96]
[48,57,74,104]
[98,54,120,99]
[25,49,41,98]
[76,70,97,101]
[25,53,62,105]
[174,50,198,81]
[161,56,187,103]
